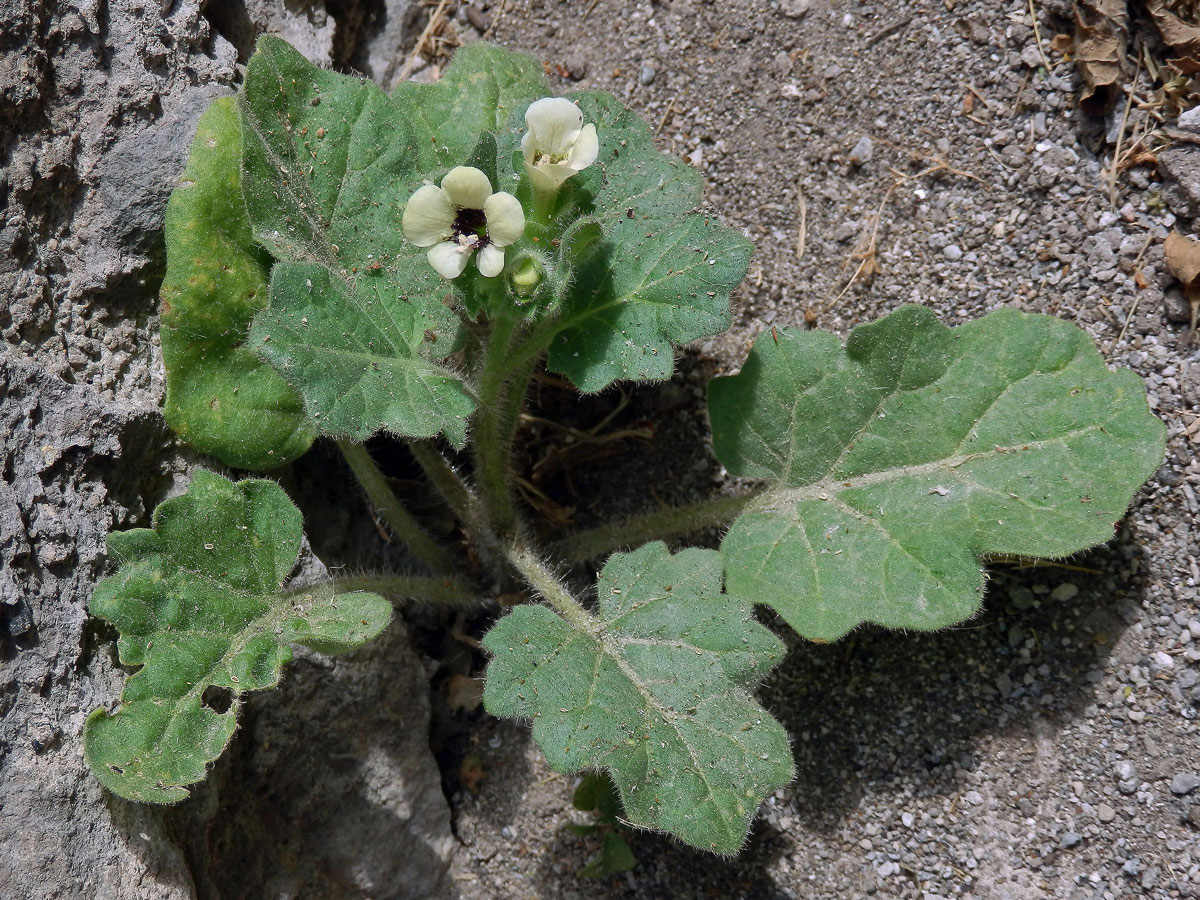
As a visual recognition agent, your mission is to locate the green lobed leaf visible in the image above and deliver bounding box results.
[238,36,479,444]
[482,543,793,854]
[710,305,1166,642]
[84,470,391,803]
[580,831,638,878]
[572,771,623,819]
[392,42,549,175]
[160,96,316,469]
[542,92,751,392]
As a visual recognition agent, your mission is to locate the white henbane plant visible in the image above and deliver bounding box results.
[86,36,1166,856]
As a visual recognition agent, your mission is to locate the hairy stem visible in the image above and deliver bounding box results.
[315,573,481,608]
[549,490,764,564]
[337,439,458,575]
[506,541,595,632]
[496,318,559,384]
[406,439,475,523]
[473,313,526,538]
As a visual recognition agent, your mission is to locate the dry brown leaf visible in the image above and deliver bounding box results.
[1146,0,1200,73]
[1073,0,1128,115]
[1050,32,1074,53]
[446,673,484,713]
[1165,232,1200,289]
[1164,232,1200,342]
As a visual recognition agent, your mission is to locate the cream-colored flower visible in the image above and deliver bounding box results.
[520,97,599,192]
[402,166,525,278]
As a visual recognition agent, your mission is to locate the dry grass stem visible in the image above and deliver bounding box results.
[833,157,980,302]
[1028,0,1053,71]
[795,188,807,261]
[400,0,453,82]
[1112,230,1156,349]
[1108,48,1143,210]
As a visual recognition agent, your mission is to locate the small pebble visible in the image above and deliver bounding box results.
[1114,760,1136,781]
[639,64,657,86]
[1050,582,1078,602]
[849,136,873,165]
[1059,832,1082,849]
[1170,772,1200,796]
[1020,44,1043,69]
[562,53,588,80]
[1009,587,1035,610]
[1122,858,1142,876]
[1178,106,1200,133]
[464,5,489,31]
[1151,650,1174,671]
[780,0,813,18]
[943,244,963,261]
[1097,803,1117,823]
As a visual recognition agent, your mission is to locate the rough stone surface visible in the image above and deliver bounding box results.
[205,0,337,66]
[1,2,453,898]
[349,0,422,93]
[1159,145,1200,221]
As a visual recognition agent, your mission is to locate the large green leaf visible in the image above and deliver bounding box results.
[160,96,316,469]
[542,92,751,392]
[482,543,792,853]
[392,41,549,174]
[84,471,391,803]
[710,306,1166,641]
[238,36,476,443]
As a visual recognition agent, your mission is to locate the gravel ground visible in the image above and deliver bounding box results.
[437,0,1200,898]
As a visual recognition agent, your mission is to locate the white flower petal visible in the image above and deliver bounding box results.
[567,123,599,172]
[483,192,525,247]
[525,97,583,156]
[402,184,454,247]
[526,161,579,192]
[440,166,493,209]
[520,131,536,166]
[476,244,505,277]
[427,241,471,279]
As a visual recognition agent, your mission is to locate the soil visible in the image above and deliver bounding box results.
[3,0,1199,898]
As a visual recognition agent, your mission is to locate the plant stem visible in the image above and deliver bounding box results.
[406,439,475,523]
[506,541,595,632]
[473,312,526,539]
[495,318,559,384]
[319,573,481,608]
[549,490,764,564]
[337,439,458,575]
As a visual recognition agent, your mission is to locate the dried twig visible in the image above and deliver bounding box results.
[483,0,509,39]
[795,188,807,261]
[399,0,452,82]
[1028,0,1053,71]
[864,16,913,48]
[1113,230,1156,348]
[1108,46,1143,210]
[655,98,676,136]
[833,158,980,301]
